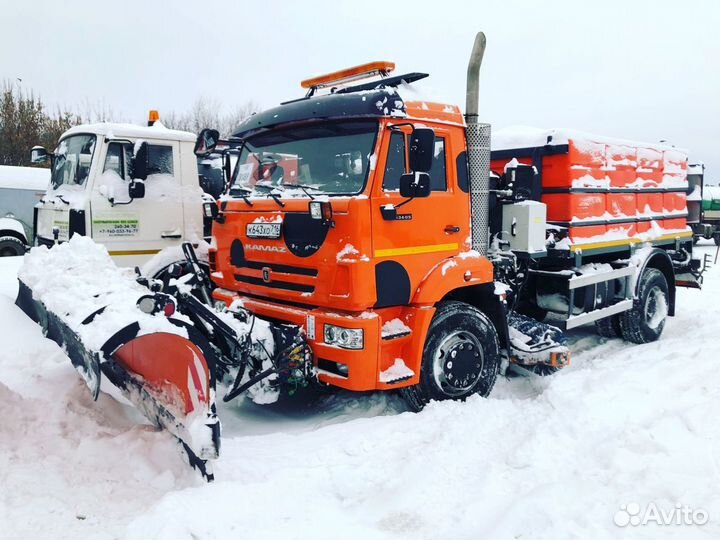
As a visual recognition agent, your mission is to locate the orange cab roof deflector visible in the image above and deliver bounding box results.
[301,61,395,89]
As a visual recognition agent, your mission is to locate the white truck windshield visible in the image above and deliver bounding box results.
[51,134,96,188]
[231,120,378,197]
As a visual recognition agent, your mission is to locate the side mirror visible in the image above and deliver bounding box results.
[194,128,220,157]
[203,201,218,219]
[129,181,145,199]
[400,172,431,198]
[132,142,149,180]
[31,146,48,164]
[408,128,435,173]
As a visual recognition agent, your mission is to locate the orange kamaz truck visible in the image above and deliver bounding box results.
[17,33,708,478]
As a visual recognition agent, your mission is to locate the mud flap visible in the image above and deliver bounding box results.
[507,311,570,369]
[16,279,221,480]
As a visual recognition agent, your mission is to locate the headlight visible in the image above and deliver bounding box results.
[309,201,323,220]
[324,324,364,350]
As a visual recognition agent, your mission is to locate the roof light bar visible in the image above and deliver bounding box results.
[301,61,395,90]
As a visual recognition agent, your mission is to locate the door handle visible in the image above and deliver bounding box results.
[161,232,182,239]
[444,225,461,234]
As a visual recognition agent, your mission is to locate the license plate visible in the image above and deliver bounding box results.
[246,222,282,239]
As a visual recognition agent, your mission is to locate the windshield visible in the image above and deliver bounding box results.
[51,134,96,188]
[230,120,378,197]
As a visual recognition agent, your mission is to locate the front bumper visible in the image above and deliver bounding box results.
[212,288,434,391]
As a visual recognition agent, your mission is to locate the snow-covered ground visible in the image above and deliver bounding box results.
[1,246,719,540]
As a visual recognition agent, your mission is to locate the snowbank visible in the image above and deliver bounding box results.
[1,244,720,539]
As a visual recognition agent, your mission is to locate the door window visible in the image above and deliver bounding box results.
[147,145,174,176]
[429,138,447,191]
[103,142,132,180]
[382,131,407,191]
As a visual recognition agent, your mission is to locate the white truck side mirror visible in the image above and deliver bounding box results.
[31,146,48,164]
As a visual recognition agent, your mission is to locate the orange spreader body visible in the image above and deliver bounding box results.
[491,137,690,244]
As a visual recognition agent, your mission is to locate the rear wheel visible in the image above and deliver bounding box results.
[595,314,622,338]
[619,268,669,344]
[400,301,500,412]
[0,236,25,257]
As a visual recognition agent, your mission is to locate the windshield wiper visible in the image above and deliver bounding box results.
[253,183,286,208]
[278,182,318,200]
[228,185,254,207]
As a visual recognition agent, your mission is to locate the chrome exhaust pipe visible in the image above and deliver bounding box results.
[465,32,486,122]
[465,32,491,256]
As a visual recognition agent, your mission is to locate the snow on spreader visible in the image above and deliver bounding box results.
[16,236,312,480]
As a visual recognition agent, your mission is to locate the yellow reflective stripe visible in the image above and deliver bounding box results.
[108,249,162,256]
[569,231,693,252]
[374,242,458,258]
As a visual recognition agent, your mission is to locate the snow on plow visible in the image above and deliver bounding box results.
[15,237,220,477]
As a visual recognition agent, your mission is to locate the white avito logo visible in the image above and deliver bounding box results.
[614,502,709,527]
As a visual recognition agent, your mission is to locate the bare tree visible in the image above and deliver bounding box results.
[163,96,258,137]
[0,80,87,166]
[0,82,45,166]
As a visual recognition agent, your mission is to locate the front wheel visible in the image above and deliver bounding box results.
[0,236,26,257]
[400,301,500,412]
[619,268,669,344]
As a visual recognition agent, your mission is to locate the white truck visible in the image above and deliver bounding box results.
[30,116,219,270]
[0,165,50,256]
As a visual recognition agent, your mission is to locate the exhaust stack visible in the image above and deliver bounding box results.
[464,32,491,256]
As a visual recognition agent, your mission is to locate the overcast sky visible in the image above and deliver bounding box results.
[3,0,719,174]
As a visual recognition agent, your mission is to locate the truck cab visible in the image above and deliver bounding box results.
[207,66,497,396]
[31,120,207,268]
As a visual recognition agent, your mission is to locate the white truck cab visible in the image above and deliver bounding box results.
[0,166,50,256]
[32,119,210,268]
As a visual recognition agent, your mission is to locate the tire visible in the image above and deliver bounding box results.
[619,268,669,344]
[400,301,501,412]
[0,236,26,257]
[595,314,622,338]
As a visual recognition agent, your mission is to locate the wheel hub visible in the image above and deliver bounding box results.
[433,331,484,396]
[644,285,667,330]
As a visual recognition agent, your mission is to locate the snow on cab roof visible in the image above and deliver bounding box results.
[0,165,50,191]
[492,126,687,153]
[62,120,196,143]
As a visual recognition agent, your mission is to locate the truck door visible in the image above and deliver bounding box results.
[371,126,468,305]
[91,140,185,265]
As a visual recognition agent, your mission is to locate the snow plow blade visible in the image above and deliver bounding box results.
[15,238,220,480]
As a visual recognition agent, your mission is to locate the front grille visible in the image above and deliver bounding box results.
[233,256,318,294]
[235,274,315,293]
[241,260,318,277]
